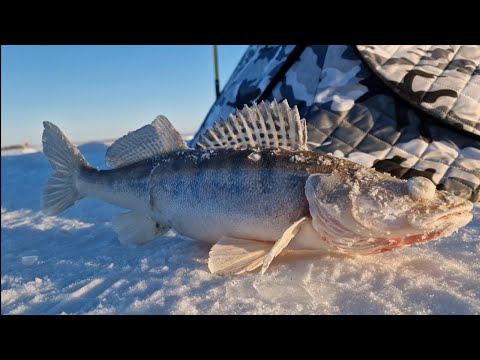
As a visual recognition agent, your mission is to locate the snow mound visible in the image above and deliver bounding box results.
[1,146,479,314]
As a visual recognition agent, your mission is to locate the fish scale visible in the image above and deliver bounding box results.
[148,149,321,243]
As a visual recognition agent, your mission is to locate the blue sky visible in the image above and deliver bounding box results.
[1,45,248,147]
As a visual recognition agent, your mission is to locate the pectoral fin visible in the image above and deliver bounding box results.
[112,211,169,245]
[208,216,309,275]
[261,216,309,274]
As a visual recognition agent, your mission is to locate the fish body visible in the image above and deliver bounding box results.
[79,148,336,245]
[41,100,474,274]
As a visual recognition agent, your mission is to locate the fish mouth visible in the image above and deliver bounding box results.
[436,209,472,223]
[408,200,473,230]
[385,206,473,252]
[429,209,473,233]
[341,204,473,255]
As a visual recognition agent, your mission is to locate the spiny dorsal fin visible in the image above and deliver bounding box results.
[196,100,308,151]
[106,115,188,168]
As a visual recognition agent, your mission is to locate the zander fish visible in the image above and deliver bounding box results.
[41,100,474,275]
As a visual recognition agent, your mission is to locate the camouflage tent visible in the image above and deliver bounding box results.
[193,45,480,202]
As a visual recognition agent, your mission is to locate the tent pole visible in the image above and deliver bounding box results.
[213,45,220,98]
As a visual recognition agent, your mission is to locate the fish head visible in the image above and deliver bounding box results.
[306,168,473,254]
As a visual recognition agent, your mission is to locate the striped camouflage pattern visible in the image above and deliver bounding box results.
[357,45,480,136]
[194,45,480,202]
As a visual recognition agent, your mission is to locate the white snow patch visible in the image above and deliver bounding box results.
[21,256,39,266]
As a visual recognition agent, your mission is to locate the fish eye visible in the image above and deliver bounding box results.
[407,177,436,200]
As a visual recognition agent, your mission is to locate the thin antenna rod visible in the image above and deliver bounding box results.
[213,45,220,98]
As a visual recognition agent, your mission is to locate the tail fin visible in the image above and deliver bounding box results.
[41,121,91,215]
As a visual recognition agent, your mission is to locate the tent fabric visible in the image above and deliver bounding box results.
[193,45,480,202]
[357,45,480,136]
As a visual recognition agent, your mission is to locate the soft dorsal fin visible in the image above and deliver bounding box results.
[196,100,308,151]
[106,115,188,168]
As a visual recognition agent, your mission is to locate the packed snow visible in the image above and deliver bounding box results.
[1,143,479,314]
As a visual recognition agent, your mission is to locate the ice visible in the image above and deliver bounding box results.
[1,143,479,314]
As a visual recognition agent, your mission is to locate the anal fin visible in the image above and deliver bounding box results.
[112,211,169,245]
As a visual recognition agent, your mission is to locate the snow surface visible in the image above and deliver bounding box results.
[1,147,40,156]
[2,143,479,315]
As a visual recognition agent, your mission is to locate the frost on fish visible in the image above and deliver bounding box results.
[306,168,473,255]
[40,100,474,275]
